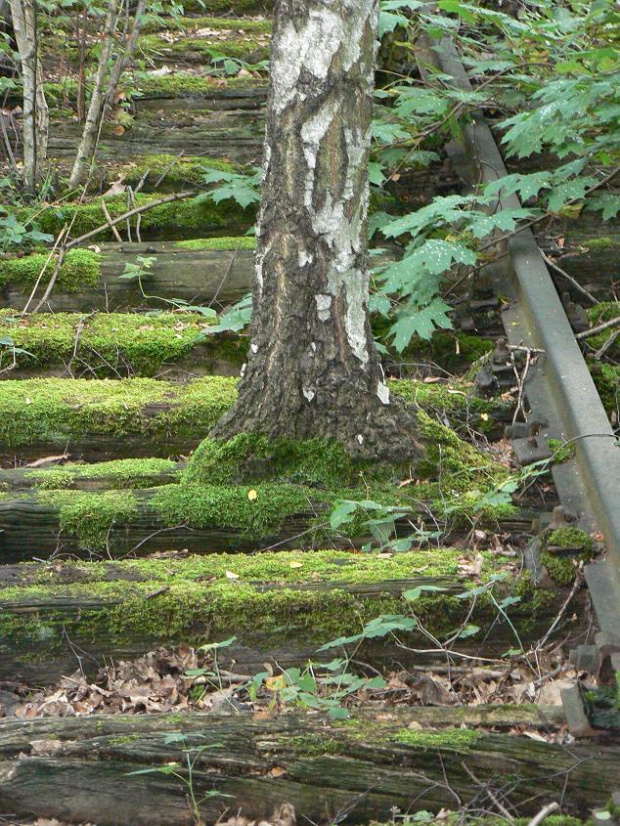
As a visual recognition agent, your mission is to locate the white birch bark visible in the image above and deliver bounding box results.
[68,0,119,190]
[9,0,47,190]
[212,0,420,460]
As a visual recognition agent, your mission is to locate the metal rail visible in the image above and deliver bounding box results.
[433,39,620,673]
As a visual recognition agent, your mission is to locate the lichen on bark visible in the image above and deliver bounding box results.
[212,0,421,461]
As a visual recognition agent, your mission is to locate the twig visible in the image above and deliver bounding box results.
[21,226,67,314]
[537,569,584,650]
[64,191,196,251]
[101,198,123,243]
[526,802,560,826]
[540,250,598,307]
[461,764,515,822]
[576,315,620,341]
[594,329,620,360]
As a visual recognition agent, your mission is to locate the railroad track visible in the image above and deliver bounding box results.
[0,6,618,824]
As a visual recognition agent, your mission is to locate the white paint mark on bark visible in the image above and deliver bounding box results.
[240,364,247,378]
[251,344,259,354]
[303,387,316,402]
[315,294,332,322]
[356,434,364,445]
[377,381,391,405]
[310,342,317,353]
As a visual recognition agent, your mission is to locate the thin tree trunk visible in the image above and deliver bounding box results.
[68,0,119,190]
[212,0,420,460]
[9,0,47,190]
[69,0,148,190]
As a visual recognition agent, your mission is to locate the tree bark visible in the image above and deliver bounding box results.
[9,0,48,190]
[68,0,119,190]
[212,0,420,461]
[0,712,616,824]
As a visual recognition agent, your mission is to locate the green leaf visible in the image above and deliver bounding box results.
[403,585,447,602]
[391,298,453,350]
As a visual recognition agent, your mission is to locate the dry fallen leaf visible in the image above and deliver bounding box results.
[248,489,258,501]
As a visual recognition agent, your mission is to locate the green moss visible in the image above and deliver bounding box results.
[583,235,620,251]
[174,236,255,251]
[136,71,266,100]
[590,364,619,416]
[547,439,576,463]
[0,311,238,377]
[151,482,312,535]
[0,549,467,594]
[547,527,592,552]
[140,29,270,64]
[393,727,481,750]
[541,527,593,586]
[184,434,377,488]
[0,249,100,292]
[39,489,138,549]
[142,15,272,36]
[15,193,254,242]
[0,376,237,447]
[25,458,178,490]
[117,154,239,191]
[0,548,540,655]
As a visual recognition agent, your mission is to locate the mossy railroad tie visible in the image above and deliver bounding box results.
[0,549,559,684]
[0,376,508,463]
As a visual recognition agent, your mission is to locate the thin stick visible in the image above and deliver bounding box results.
[537,570,583,650]
[540,250,598,307]
[64,191,195,251]
[576,315,620,341]
[594,329,620,361]
[526,802,560,826]
[461,764,515,822]
[101,198,123,243]
[21,226,68,314]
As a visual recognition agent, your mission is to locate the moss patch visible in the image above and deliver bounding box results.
[0,376,237,448]
[15,193,254,243]
[0,249,100,292]
[174,236,255,251]
[116,154,240,192]
[0,548,543,654]
[25,458,178,490]
[393,727,481,750]
[183,434,377,488]
[0,311,245,377]
[541,526,593,586]
[39,489,138,549]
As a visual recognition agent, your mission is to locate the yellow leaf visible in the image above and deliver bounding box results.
[225,570,240,580]
[248,489,258,501]
[289,561,303,568]
[266,675,286,692]
[480,412,489,422]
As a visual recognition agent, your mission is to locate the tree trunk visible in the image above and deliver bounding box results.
[0,712,616,824]
[9,0,47,190]
[212,0,420,461]
[68,0,119,190]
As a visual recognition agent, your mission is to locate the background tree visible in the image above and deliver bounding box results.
[212,0,420,461]
[9,0,47,191]
[69,0,148,189]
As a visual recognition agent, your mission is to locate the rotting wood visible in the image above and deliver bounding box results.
[0,548,581,682]
[0,711,615,825]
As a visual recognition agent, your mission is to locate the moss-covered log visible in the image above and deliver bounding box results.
[0,376,511,463]
[0,551,568,682]
[0,711,615,825]
[0,458,181,492]
[0,310,246,378]
[1,241,395,312]
[12,193,254,245]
